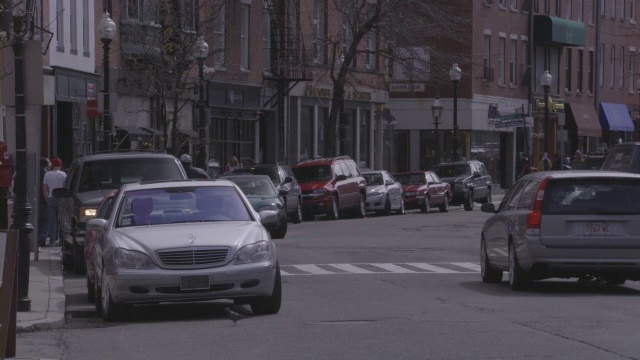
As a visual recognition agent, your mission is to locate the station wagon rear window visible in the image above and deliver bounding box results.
[542,178,640,215]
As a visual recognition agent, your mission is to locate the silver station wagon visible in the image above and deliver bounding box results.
[87,180,282,321]
[480,171,640,290]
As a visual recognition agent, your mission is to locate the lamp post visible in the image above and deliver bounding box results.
[541,70,552,154]
[636,77,640,141]
[98,12,116,150]
[431,96,443,165]
[194,36,209,162]
[449,63,462,161]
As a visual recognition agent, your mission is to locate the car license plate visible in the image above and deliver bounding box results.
[584,222,611,236]
[180,275,210,290]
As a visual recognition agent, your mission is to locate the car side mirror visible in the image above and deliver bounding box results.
[283,176,293,184]
[278,189,289,196]
[385,180,394,186]
[480,203,497,213]
[335,174,347,181]
[258,210,279,227]
[86,218,108,232]
[473,172,481,178]
[52,188,70,198]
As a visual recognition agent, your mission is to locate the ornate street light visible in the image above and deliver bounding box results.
[98,11,116,150]
[449,63,462,161]
[541,70,552,154]
[431,96,443,165]
[194,36,209,165]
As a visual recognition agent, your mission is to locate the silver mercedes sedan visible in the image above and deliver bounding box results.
[480,171,640,291]
[87,179,282,321]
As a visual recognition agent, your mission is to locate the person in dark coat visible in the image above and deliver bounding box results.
[38,157,51,247]
[179,154,209,179]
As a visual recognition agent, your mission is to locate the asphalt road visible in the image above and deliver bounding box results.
[23,203,640,360]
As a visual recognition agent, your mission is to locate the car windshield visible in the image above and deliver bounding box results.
[543,178,640,215]
[395,174,425,185]
[432,165,470,178]
[233,167,280,185]
[116,186,252,227]
[601,146,637,172]
[292,165,333,182]
[363,173,384,185]
[226,177,277,196]
[79,158,183,192]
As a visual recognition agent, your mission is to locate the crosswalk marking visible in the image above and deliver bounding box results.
[451,262,482,272]
[406,263,460,273]
[280,262,480,276]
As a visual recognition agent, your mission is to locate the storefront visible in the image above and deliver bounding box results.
[599,103,635,147]
[564,102,602,155]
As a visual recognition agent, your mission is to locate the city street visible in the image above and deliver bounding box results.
[19,204,640,360]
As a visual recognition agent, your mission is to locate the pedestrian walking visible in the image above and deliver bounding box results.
[38,157,51,247]
[541,152,552,171]
[573,150,584,166]
[179,154,209,179]
[224,156,239,173]
[43,157,67,246]
[517,153,531,179]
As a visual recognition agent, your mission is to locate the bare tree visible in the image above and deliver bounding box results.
[313,0,470,157]
[118,0,223,154]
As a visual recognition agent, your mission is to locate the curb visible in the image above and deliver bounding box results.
[16,275,66,333]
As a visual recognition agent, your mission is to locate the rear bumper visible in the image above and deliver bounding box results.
[402,195,424,210]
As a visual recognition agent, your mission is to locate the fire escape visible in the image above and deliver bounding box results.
[264,0,312,160]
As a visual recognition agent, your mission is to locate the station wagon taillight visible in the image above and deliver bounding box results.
[526,177,548,235]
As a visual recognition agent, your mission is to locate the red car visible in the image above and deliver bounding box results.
[84,191,116,303]
[394,171,451,213]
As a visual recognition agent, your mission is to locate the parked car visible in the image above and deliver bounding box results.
[53,151,188,275]
[84,191,116,303]
[362,170,405,215]
[229,163,303,223]
[87,179,282,321]
[217,174,289,239]
[571,154,605,170]
[291,156,367,220]
[600,142,640,173]
[480,171,640,291]
[431,160,492,211]
[394,171,451,213]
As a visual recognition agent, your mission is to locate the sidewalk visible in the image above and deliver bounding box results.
[16,247,65,333]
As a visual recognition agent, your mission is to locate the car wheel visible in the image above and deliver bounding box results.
[420,197,430,214]
[481,236,502,283]
[328,195,340,220]
[270,217,288,239]
[62,241,74,271]
[483,189,492,204]
[508,241,531,291]
[604,276,626,286]
[292,200,303,224]
[87,275,95,303]
[464,191,474,211]
[439,195,450,213]
[250,263,282,315]
[382,196,392,216]
[395,198,405,215]
[73,233,86,275]
[101,267,126,322]
[354,194,366,218]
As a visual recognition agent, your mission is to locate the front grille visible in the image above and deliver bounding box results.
[157,247,229,268]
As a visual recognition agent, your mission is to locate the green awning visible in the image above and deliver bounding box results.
[534,15,585,46]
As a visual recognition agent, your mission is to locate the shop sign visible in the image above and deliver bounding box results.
[390,83,425,92]
[305,84,372,101]
[305,85,333,99]
[534,96,565,113]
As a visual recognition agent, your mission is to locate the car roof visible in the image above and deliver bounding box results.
[122,179,235,191]
[521,170,640,180]
[293,156,353,167]
[433,161,477,166]
[219,174,271,181]
[78,151,177,161]
[362,170,385,175]
[394,171,428,175]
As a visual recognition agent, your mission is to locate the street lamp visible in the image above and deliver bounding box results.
[431,96,443,165]
[541,70,552,154]
[449,63,462,161]
[194,36,209,167]
[98,11,116,150]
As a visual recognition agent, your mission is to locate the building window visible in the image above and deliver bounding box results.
[213,1,226,67]
[499,36,505,85]
[484,34,491,81]
[317,107,327,157]
[566,48,572,91]
[181,0,196,30]
[521,40,527,87]
[600,0,606,16]
[70,0,77,54]
[566,0,572,18]
[578,0,584,21]
[577,49,584,93]
[35,0,43,41]
[630,50,635,92]
[589,0,595,23]
[366,4,378,71]
[56,0,64,51]
[263,2,271,72]
[359,110,370,166]
[343,12,354,67]
[82,0,89,56]
[510,39,517,86]
[612,0,616,18]
[240,4,250,70]
[313,0,326,64]
[620,46,625,88]
[610,45,615,87]
[300,106,314,161]
[127,0,139,18]
[123,0,159,22]
[621,0,626,19]
[511,0,518,11]
[632,0,637,21]
[340,109,357,159]
[598,43,604,87]
[556,0,562,15]
[500,0,506,7]
[588,50,594,93]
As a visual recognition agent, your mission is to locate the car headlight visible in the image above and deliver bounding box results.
[113,248,156,269]
[259,205,280,212]
[80,207,98,219]
[368,191,382,197]
[405,191,418,196]
[233,240,272,264]
[312,189,327,196]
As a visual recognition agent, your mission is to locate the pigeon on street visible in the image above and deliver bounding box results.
[224,307,247,326]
